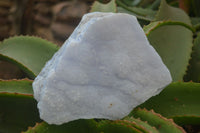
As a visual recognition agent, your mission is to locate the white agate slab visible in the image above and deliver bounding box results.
[33,12,172,125]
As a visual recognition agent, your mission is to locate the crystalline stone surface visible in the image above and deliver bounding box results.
[33,12,172,125]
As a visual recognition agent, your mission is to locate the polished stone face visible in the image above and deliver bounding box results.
[33,12,172,125]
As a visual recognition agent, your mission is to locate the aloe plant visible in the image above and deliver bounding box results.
[0,0,200,132]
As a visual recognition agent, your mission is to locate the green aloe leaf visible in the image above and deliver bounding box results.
[119,0,142,6]
[117,7,152,26]
[90,0,117,13]
[97,120,143,133]
[23,120,98,133]
[136,82,200,125]
[0,79,33,94]
[0,36,59,79]
[145,0,193,81]
[184,33,200,82]
[144,21,195,34]
[0,79,41,133]
[137,0,157,8]
[117,7,156,21]
[131,109,186,133]
[150,0,161,10]
[191,17,200,31]
[116,0,156,21]
[124,117,159,133]
[191,17,200,26]
[156,0,191,25]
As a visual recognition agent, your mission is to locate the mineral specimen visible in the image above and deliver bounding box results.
[33,12,172,125]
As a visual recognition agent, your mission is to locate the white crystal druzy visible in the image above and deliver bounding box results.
[33,12,172,125]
